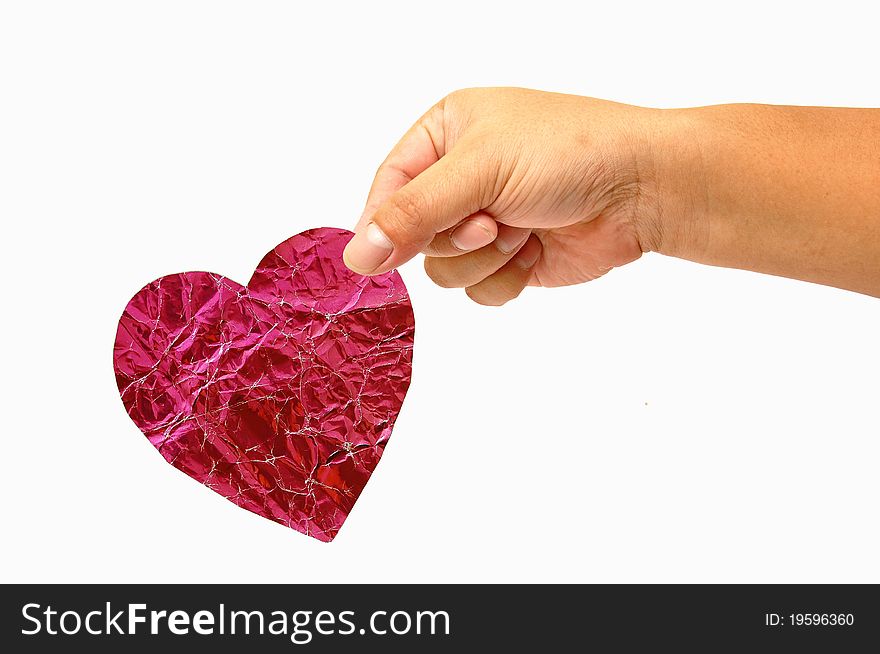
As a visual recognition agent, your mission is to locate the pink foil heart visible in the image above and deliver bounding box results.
[113,228,414,542]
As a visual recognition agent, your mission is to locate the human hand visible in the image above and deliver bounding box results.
[344,88,880,300]
[342,88,662,305]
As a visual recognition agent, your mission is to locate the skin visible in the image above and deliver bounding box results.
[342,88,880,305]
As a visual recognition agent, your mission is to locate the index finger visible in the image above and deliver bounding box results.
[355,102,446,233]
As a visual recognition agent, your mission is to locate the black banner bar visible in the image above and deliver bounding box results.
[1,584,876,651]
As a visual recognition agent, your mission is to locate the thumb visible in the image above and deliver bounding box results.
[343,146,491,275]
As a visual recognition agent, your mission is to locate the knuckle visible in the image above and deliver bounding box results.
[384,190,428,234]
[447,87,479,103]
[373,161,389,181]
[442,88,465,105]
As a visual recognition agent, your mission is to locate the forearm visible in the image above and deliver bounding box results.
[641,104,880,296]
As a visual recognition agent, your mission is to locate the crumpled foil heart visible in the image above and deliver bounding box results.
[113,227,414,542]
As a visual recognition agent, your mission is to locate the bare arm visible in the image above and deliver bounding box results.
[648,104,880,296]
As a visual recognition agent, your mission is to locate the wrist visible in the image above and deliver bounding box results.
[630,107,711,260]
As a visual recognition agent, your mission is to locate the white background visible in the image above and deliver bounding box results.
[1,1,878,583]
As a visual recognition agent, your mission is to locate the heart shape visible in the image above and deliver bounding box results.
[113,227,414,542]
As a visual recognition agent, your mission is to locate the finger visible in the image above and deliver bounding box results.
[426,220,530,257]
[422,212,498,257]
[343,141,492,275]
[356,103,445,233]
[465,235,543,306]
[423,216,529,258]
[424,225,531,288]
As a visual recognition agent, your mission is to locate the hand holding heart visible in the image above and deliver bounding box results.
[114,90,880,541]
